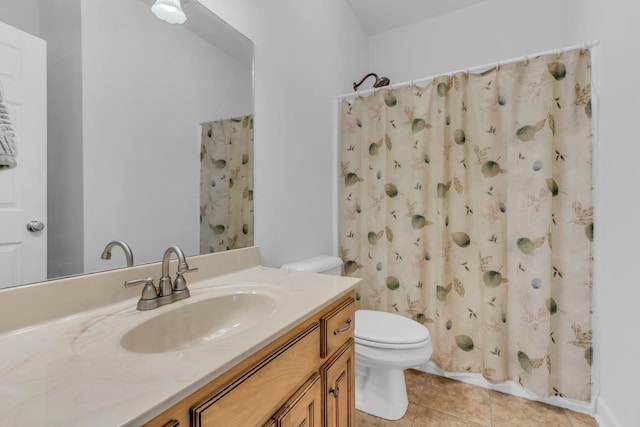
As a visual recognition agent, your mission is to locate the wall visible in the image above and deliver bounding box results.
[80,0,252,272]
[565,1,640,426]
[200,0,369,268]
[0,0,40,37]
[369,0,568,82]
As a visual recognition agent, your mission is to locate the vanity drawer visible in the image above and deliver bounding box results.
[191,325,321,427]
[320,298,355,358]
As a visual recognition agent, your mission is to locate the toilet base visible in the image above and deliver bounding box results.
[355,364,409,420]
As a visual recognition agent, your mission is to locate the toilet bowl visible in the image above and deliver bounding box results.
[281,256,433,421]
[355,309,432,420]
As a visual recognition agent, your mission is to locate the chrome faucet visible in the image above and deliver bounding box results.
[159,245,196,303]
[101,240,134,267]
[124,246,197,310]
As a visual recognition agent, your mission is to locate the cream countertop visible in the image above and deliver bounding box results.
[0,248,359,426]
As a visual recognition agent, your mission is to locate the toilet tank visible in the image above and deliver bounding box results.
[281,256,343,276]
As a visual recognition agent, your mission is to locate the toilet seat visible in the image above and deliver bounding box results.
[355,310,430,349]
[355,336,428,350]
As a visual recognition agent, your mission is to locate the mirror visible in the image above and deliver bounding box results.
[0,0,253,289]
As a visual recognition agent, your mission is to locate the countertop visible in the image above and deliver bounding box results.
[0,264,358,426]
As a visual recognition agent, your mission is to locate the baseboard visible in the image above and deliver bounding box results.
[414,361,596,416]
[594,397,622,427]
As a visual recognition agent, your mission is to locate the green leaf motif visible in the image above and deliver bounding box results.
[368,231,383,245]
[383,92,397,107]
[546,297,558,315]
[455,335,475,352]
[344,173,363,186]
[547,178,559,196]
[483,271,503,288]
[211,224,226,234]
[452,232,471,248]
[517,237,534,255]
[585,223,594,242]
[585,100,592,118]
[436,285,449,302]
[516,125,536,141]
[413,313,426,324]
[453,129,466,144]
[344,260,362,275]
[481,161,501,178]
[437,82,447,97]
[412,118,428,133]
[386,276,400,290]
[369,140,383,155]
[518,351,533,374]
[547,62,567,80]
[585,347,593,366]
[384,183,399,198]
[411,215,427,229]
[437,182,450,198]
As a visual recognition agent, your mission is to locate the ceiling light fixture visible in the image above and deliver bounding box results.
[151,0,187,24]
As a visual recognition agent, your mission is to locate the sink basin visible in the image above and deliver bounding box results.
[120,292,278,354]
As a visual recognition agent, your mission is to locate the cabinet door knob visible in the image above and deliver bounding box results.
[328,387,339,398]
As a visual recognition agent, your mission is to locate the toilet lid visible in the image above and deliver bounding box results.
[355,309,430,347]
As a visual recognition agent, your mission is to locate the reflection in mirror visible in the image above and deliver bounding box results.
[0,0,253,289]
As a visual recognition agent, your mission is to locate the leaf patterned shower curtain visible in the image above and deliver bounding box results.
[340,49,593,401]
[200,115,254,253]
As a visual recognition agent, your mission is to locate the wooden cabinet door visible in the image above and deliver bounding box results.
[191,326,320,427]
[321,341,354,427]
[275,374,322,427]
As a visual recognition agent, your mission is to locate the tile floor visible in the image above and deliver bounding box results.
[355,370,599,427]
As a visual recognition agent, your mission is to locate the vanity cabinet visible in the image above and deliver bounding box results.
[143,291,355,427]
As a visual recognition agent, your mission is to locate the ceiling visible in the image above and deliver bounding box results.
[346,0,490,35]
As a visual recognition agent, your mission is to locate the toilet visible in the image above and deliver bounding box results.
[281,256,433,421]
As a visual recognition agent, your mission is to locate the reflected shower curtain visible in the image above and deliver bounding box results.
[200,114,254,253]
[339,49,593,401]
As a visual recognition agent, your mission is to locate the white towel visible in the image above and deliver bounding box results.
[0,80,17,169]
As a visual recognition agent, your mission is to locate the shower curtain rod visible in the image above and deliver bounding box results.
[337,39,600,100]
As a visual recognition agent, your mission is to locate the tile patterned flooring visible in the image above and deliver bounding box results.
[355,370,599,427]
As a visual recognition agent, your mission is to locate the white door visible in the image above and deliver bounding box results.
[0,21,47,289]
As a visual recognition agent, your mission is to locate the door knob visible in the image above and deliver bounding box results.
[26,220,45,232]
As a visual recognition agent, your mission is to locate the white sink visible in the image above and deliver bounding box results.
[120,291,278,354]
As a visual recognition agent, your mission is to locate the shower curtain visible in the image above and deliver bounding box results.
[339,49,593,401]
[200,114,254,253]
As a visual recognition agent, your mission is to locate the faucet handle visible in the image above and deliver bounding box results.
[124,277,159,311]
[173,265,197,301]
[177,265,198,275]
